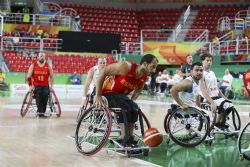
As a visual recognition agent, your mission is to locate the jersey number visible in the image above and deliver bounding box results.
[38,76,44,81]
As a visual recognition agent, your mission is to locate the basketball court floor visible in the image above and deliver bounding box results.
[0,91,250,167]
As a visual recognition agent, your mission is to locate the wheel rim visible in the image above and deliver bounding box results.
[168,107,209,147]
[75,106,112,155]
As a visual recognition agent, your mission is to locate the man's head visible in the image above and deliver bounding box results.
[140,54,158,75]
[191,62,203,81]
[200,53,213,70]
[37,52,46,64]
[225,69,229,75]
[186,55,193,65]
[97,57,107,69]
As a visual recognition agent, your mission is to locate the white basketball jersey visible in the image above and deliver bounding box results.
[88,65,100,94]
[203,70,219,97]
[179,76,200,106]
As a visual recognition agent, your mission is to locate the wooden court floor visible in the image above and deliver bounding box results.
[0,92,250,167]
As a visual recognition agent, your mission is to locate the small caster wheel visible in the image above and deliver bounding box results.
[204,140,212,146]
[166,138,170,144]
[240,154,244,161]
[143,149,149,156]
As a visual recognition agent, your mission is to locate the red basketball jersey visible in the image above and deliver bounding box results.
[102,62,148,95]
[32,62,50,86]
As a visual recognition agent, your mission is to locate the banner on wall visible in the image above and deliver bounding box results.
[243,69,250,97]
[143,42,196,65]
[10,84,84,94]
[221,54,250,63]
[3,24,71,35]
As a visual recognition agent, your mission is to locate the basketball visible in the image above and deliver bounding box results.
[143,128,163,147]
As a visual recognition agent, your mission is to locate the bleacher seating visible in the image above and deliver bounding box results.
[59,4,139,42]
[187,5,248,40]
[2,51,116,74]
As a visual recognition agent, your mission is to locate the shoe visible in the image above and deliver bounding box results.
[215,122,229,131]
[37,114,48,118]
[128,136,138,145]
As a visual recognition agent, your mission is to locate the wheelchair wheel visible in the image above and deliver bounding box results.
[167,107,209,147]
[238,122,250,161]
[225,107,241,131]
[75,106,112,156]
[164,112,171,134]
[20,91,33,117]
[76,96,92,123]
[49,90,61,117]
[135,110,151,136]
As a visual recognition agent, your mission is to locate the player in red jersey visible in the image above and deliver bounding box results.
[26,52,54,118]
[95,54,158,146]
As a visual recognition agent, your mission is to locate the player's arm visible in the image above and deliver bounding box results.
[200,77,217,112]
[218,89,226,99]
[195,95,201,107]
[48,65,54,88]
[84,67,94,97]
[170,79,192,108]
[131,84,144,101]
[95,61,131,106]
[26,64,34,86]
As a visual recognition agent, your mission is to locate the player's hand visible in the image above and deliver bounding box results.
[180,104,189,110]
[81,98,87,109]
[49,85,53,91]
[28,86,34,92]
[94,95,104,109]
[210,101,217,113]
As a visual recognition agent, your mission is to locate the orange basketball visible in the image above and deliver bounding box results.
[143,128,163,147]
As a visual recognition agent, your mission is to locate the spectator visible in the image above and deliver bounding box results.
[70,72,81,85]
[0,69,8,90]
[180,54,193,78]
[220,69,233,97]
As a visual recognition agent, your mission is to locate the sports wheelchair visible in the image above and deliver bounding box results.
[75,97,151,157]
[200,101,241,139]
[238,121,250,161]
[164,104,211,147]
[20,89,61,117]
[163,100,241,147]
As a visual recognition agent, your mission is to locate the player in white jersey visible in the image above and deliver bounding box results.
[171,62,203,109]
[200,53,233,128]
[81,57,107,107]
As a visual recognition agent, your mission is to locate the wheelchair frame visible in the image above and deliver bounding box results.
[164,101,241,147]
[75,103,151,157]
[20,89,61,117]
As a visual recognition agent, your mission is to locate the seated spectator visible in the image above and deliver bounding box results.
[165,68,183,95]
[220,69,233,97]
[70,72,81,85]
[159,70,170,93]
[0,69,8,90]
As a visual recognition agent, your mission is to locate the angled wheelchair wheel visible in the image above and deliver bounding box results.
[225,107,241,132]
[49,90,61,117]
[75,106,112,156]
[238,122,250,161]
[76,96,92,123]
[200,103,217,136]
[225,107,241,131]
[20,91,33,117]
[135,110,151,137]
[167,107,209,147]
